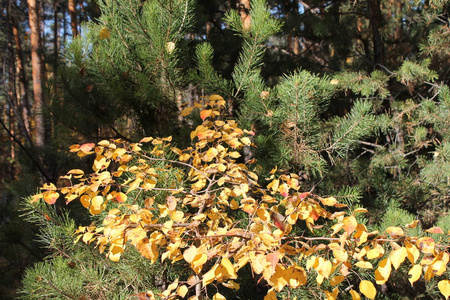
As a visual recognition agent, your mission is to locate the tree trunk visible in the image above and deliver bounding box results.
[27,0,45,147]
[68,0,78,36]
[11,14,31,133]
[366,0,385,69]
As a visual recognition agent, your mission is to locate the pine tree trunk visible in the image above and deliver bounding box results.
[366,0,385,69]
[68,0,78,36]
[27,0,45,147]
[11,15,31,133]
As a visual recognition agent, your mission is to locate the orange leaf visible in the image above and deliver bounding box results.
[115,192,127,203]
[343,216,357,235]
[80,143,95,153]
[43,191,59,204]
[425,226,444,234]
[200,109,212,120]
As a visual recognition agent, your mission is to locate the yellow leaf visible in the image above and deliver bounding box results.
[405,219,420,228]
[109,242,124,262]
[405,241,420,264]
[177,285,188,297]
[191,178,206,191]
[330,79,339,85]
[375,258,391,285]
[93,155,109,171]
[142,178,156,190]
[241,137,251,146]
[359,280,376,299]
[221,256,237,279]
[366,244,384,260]
[390,247,407,270]
[267,265,288,292]
[386,226,404,238]
[320,197,337,206]
[416,237,435,254]
[321,260,333,278]
[180,153,191,161]
[99,27,110,39]
[349,289,361,300]
[264,290,277,300]
[137,238,157,263]
[431,260,446,276]
[166,41,176,54]
[209,94,224,102]
[170,210,184,222]
[287,266,307,287]
[330,275,345,286]
[184,246,198,263]
[355,261,373,269]
[202,264,219,286]
[354,224,368,246]
[408,264,422,285]
[438,280,450,299]
[267,179,279,193]
[324,287,339,300]
[140,137,153,143]
[259,232,276,246]
[192,253,207,273]
[331,223,344,236]
[222,280,240,290]
[229,151,241,158]
[212,293,226,300]
[353,208,368,214]
[82,232,94,243]
[205,147,219,161]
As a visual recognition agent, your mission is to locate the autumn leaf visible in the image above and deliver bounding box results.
[405,220,420,228]
[416,237,435,254]
[43,191,59,204]
[80,143,95,153]
[349,290,361,300]
[359,280,376,299]
[181,107,194,117]
[212,293,226,300]
[438,280,450,299]
[386,226,404,238]
[320,197,337,206]
[390,247,407,270]
[324,287,339,300]
[99,27,110,39]
[184,246,198,263]
[375,258,391,284]
[200,109,212,120]
[408,264,422,285]
[342,216,357,235]
[425,226,444,234]
[114,192,127,203]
